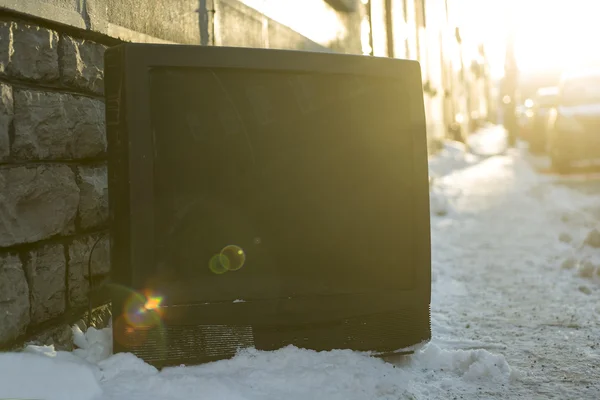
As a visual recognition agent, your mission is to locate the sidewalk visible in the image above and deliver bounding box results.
[428,124,508,217]
[428,124,508,179]
[466,124,508,157]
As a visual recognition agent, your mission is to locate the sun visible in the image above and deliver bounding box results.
[511,0,598,73]
[454,0,599,78]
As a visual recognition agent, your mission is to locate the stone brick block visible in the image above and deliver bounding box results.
[77,165,108,230]
[0,165,79,247]
[24,244,66,325]
[60,36,107,95]
[68,234,110,308]
[0,22,10,76]
[13,89,106,160]
[8,22,59,81]
[0,253,30,345]
[24,324,74,352]
[0,83,12,161]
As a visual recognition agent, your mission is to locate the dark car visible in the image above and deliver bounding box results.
[516,100,534,142]
[546,70,600,172]
[528,86,559,154]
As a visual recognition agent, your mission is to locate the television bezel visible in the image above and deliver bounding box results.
[106,43,431,331]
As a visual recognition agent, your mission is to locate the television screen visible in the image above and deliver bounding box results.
[105,44,431,367]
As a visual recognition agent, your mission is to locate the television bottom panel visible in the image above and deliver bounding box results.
[113,306,431,368]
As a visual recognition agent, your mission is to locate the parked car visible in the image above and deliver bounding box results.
[546,70,600,172]
[528,86,559,154]
[516,100,534,141]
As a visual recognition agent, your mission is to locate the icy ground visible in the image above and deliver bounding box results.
[2,132,600,399]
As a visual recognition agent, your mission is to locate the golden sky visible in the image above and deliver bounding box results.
[456,0,599,78]
[512,0,598,73]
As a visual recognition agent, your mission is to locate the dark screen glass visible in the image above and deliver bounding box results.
[148,67,416,304]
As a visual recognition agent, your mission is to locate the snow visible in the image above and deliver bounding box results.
[428,146,600,398]
[428,140,478,179]
[1,329,515,400]
[72,325,114,364]
[427,124,506,179]
[0,350,102,400]
[466,124,507,157]
[99,346,415,400]
[558,228,600,283]
[429,177,461,217]
[411,344,513,383]
[2,127,600,399]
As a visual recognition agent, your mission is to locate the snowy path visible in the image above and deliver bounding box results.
[430,149,600,398]
[2,143,600,400]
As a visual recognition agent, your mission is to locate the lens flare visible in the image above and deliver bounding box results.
[209,245,246,274]
[220,245,246,271]
[144,295,162,310]
[123,291,163,329]
[108,284,167,354]
[113,314,149,348]
[209,254,229,274]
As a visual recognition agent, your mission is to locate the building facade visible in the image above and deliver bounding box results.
[361,0,493,146]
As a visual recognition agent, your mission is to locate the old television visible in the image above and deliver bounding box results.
[105,43,431,368]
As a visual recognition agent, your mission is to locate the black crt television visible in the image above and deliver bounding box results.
[105,43,431,368]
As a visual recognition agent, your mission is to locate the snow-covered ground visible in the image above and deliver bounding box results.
[2,130,600,399]
[428,140,479,180]
[429,148,600,399]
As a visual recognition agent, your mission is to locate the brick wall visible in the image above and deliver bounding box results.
[0,19,112,347]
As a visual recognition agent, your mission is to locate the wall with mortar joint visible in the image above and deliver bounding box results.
[0,14,112,349]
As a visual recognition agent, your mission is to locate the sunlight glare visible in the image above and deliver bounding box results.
[144,296,162,310]
[451,0,600,78]
[510,0,597,73]
[240,0,347,46]
[361,18,372,55]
